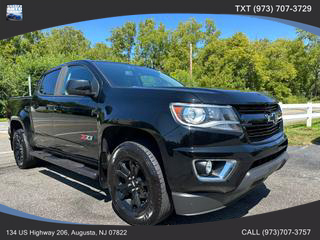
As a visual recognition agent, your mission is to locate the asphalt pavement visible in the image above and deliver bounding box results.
[0,122,8,133]
[0,121,319,225]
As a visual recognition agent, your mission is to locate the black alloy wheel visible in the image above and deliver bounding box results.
[114,158,150,216]
[108,141,172,225]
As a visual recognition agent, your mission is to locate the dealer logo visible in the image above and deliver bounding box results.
[6,4,23,21]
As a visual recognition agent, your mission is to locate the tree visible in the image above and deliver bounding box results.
[108,22,136,62]
[43,27,90,57]
[0,28,90,116]
[297,29,320,99]
[164,18,204,75]
[1,19,320,117]
[135,19,170,70]
[204,19,221,44]
[85,42,117,61]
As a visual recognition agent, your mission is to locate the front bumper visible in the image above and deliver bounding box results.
[172,151,288,216]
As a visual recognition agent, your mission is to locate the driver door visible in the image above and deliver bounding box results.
[50,65,100,161]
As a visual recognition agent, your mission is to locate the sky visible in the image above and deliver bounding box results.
[44,14,298,46]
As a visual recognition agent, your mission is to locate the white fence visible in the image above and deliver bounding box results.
[279,102,320,127]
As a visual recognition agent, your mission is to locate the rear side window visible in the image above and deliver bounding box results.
[39,70,60,95]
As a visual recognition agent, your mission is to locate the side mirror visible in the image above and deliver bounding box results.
[66,79,93,96]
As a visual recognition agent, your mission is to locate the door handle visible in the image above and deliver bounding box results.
[91,109,98,117]
[46,105,61,112]
[55,105,62,111]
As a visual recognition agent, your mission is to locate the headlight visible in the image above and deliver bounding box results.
[170,103,242,132]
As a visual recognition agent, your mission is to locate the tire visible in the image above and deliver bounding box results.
[12,129,37,169]
[108,141,172,225]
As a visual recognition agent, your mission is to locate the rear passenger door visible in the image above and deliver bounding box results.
[51,65,100,161]
[31,69,61,148]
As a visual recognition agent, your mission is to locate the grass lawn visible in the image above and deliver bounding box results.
[0,118,8,122]
[285,119,320,145]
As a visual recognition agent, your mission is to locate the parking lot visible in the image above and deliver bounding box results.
[0,121,319,225]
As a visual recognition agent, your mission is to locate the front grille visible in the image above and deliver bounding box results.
[245,121,282,142]
[236,103,279,114]
[234,103,282,142]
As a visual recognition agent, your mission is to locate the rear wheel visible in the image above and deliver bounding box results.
[108,141,172,225]
[12,129,37,169]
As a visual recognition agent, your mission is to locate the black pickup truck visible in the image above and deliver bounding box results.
[7,60,288,225]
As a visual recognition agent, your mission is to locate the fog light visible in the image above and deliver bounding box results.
[193,159,237,182]
[205,161,212,175]
[195,160,213,176]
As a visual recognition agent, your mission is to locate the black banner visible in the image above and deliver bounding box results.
[0,0,319,40]
[0,201,319,239]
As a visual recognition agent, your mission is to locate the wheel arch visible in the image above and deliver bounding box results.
[99,125,169,190]
[9,117,25,150]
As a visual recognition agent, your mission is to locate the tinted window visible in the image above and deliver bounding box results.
[95,62,184,88]
[39,70,60,95]
[61,66,98,95]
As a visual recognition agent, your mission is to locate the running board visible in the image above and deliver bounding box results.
[30,151,98,180]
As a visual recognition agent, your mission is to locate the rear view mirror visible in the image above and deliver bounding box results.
[66,79,93,96]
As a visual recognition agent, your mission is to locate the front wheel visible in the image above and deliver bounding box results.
[108,141,172,225]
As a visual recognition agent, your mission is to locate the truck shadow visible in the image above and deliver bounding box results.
[39,163,111,202]
[161,184,270,225]
[38,162,270,225]
[311,137,320,145]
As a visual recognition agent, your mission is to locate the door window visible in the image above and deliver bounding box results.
[39,70,60,95]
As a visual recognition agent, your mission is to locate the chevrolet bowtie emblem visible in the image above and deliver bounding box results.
[265,112,277,124]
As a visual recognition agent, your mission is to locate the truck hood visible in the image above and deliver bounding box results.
[188,87,275,105]
[158,87,276,105]
[111,87,277,105]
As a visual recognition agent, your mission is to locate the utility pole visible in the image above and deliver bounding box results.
[28,75,32,96]
[189,43,193,86]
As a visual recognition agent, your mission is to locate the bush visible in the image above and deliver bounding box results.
[170,69,192,87]
[283,95,309,104]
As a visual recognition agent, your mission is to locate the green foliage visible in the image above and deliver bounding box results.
[44,27,90,56]
[135,19,170,70]
[108,22,136,62]
[0,20,320,117]
[170,69,191,86]
[283,95,308,104]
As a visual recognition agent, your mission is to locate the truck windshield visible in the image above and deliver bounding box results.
[95,62,184,88]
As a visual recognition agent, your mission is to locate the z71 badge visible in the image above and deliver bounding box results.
[80,134,94,141]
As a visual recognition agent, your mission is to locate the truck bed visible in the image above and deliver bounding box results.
[7,96,32,118]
